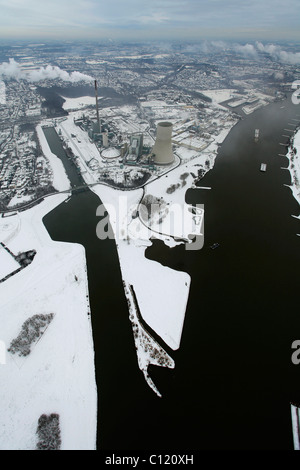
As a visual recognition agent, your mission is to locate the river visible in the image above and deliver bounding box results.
[43,94,300,450]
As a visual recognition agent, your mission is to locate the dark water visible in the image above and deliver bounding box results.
[43,96,300,450]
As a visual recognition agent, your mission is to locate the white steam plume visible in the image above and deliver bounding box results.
[255,42,300,65]
[234,43,258,58]
[0,58,93,83]
[0,58,22,80]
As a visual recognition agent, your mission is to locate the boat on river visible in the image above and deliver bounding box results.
[210,243,220,249]
[260,163,267,172]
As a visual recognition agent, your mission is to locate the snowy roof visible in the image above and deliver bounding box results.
[101,147,120,159]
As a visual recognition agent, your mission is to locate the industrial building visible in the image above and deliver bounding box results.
[126,134,143,163]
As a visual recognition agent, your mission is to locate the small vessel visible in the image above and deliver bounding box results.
[255,129,259,141]
[260,163,267,172]
[291,403,300,450]
[210,243,220,249]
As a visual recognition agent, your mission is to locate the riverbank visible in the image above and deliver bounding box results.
[36,124,71,192]
[286,127,300,210]
[0,195,97,450]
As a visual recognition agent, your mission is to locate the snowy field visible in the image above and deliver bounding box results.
[0,195,97,450]
[200,88,237,104]
[92,184,190,396]
[0,247,19,279]
[61,95,99,111]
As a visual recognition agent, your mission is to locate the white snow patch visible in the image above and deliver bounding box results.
[61,95,98,111]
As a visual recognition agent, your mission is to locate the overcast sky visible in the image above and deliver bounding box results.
[0,0,299,42]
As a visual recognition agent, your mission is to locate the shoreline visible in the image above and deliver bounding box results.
[286,127,300,213]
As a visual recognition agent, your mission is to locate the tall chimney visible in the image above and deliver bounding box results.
[94,79,101,133]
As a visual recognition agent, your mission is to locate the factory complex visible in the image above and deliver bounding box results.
[41,80,238,193]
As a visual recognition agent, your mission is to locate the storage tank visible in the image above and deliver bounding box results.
[152,121,174,165]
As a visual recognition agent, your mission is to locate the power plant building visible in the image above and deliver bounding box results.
[127,134,143,162]
[152,122,174,165]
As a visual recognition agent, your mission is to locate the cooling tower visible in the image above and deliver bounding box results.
[152,121,174,165]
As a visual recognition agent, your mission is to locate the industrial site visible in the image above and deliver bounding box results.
[0,39,296,212]
[38,78,238,195]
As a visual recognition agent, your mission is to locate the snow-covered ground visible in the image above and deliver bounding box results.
[0,80,6,105]
[92,184,190,396]
[0,247,19,278]
[286,128,300,209]
[36,124,71,192]
[200,88,237,104]
[8,194,36,208]
[0,195,97,450]
[61,95,99,111]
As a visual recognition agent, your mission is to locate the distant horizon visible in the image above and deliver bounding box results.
[0,37,299,47]
[0,0,299,44]
[0,33,299,45]
[1,37,300,68]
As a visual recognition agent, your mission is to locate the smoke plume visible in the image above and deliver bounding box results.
[0,58,93,83]
[255,42,300,65]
